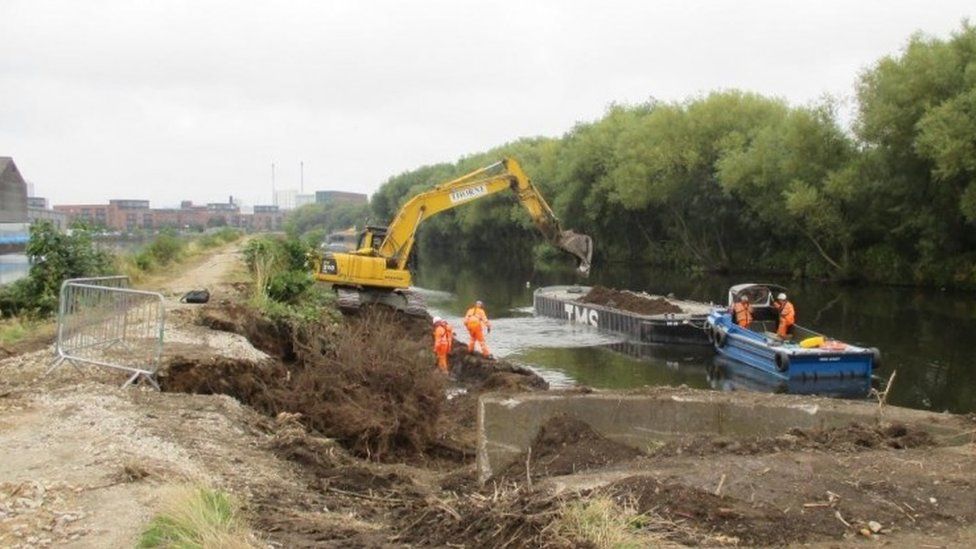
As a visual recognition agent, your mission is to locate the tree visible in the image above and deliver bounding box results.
[717,103,858,276]
[855,22,976,282]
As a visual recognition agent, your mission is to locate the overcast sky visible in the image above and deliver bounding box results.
[1,0,972,208]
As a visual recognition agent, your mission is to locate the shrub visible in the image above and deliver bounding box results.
[197,234,221,249]
[143,231,184,266]
[266,270,313,303]
[133,251,155,271]
[216,227,242,243]
[243,235,313,304]
[0,221,113,317]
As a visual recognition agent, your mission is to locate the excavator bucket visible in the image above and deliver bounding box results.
[556,230,593,276]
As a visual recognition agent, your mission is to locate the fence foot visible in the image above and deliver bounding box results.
[45,356,65,375]
[122,371,160,391]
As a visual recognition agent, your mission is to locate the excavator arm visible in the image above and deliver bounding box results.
[313,158,592,314]
[377,158,593,274]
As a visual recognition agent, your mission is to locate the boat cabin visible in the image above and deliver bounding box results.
[726,283,816,341]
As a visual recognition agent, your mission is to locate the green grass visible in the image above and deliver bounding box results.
[138,486,259,549]
[0,316,51,349]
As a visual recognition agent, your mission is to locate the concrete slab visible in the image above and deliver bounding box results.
[476,387,973,482]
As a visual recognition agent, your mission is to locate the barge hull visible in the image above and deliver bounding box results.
[534,288,710,345]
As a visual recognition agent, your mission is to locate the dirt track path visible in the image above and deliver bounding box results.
[152,242,244,301]
[0,240,297,548]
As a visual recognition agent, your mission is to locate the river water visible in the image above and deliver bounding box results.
[415,254,976,415]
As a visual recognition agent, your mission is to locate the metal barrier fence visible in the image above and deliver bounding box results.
[47,276,165,389]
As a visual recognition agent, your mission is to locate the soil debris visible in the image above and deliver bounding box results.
[449,348,549,391]
[198,303,297,360]
[578,285,684,315]
[602,475,794,546]
[502,415,642,480]
[394,486,565,548]
[651,421,935,457]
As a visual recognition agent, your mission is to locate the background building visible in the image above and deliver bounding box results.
[26,195,67,231]
[315,190,368,205]
[295,194,316,208]
[0,157,28,224]
[274,189,298,210]
[252,205,283,231]
[54,196,283,232]
[0,157,30,252]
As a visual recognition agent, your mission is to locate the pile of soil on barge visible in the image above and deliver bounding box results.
[578,285,684,315]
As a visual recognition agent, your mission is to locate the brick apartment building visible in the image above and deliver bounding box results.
[54,197,284,232]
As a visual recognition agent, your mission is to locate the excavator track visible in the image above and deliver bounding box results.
[335,286,428,317]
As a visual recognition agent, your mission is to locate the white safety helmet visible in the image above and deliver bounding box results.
[432,316,442,325]
[739,294,749,302]
[777,293,787,301]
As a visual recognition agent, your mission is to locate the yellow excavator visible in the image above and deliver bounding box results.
[312,158,593,314]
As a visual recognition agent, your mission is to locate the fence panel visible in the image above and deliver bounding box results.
[48,276,165,389]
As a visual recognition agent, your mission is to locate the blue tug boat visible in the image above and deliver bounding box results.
[706,284,880,380]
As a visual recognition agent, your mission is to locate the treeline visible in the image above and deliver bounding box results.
[295,24,976,287]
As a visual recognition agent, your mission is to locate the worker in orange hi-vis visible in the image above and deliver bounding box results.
[731,294,752,328]
[464,300,492,358]
[432,316,452,373]
[773,293,796,339]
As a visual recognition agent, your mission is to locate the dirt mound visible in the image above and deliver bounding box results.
[502,415,642,480]
[603,476,795,546]
[158,353,285,416]
[793,421,935,450]
[578,285,683,315]
[449,346,549,391]
[651,421,936,457]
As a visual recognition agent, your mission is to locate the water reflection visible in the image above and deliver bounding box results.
[0,254,30,285]
[510,345,713,391]
[414,251,976,414]
[707,356,872,398]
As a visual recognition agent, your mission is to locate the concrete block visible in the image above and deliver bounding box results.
[477,387,972,483]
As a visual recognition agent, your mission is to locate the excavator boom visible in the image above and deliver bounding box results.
[314,158,593,313]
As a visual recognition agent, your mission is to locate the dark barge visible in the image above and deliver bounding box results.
[533,285,714,345]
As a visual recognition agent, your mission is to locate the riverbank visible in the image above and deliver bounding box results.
[1,241,974,547]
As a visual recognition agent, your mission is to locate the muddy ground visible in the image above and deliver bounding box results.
[2,243,975,547]
[579,285,685,315]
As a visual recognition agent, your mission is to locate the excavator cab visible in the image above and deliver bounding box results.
[355,225,388,254]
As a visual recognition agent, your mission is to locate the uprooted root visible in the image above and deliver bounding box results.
[394,485,567,547]
[288,308,446,458]
[162,309,446,460]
